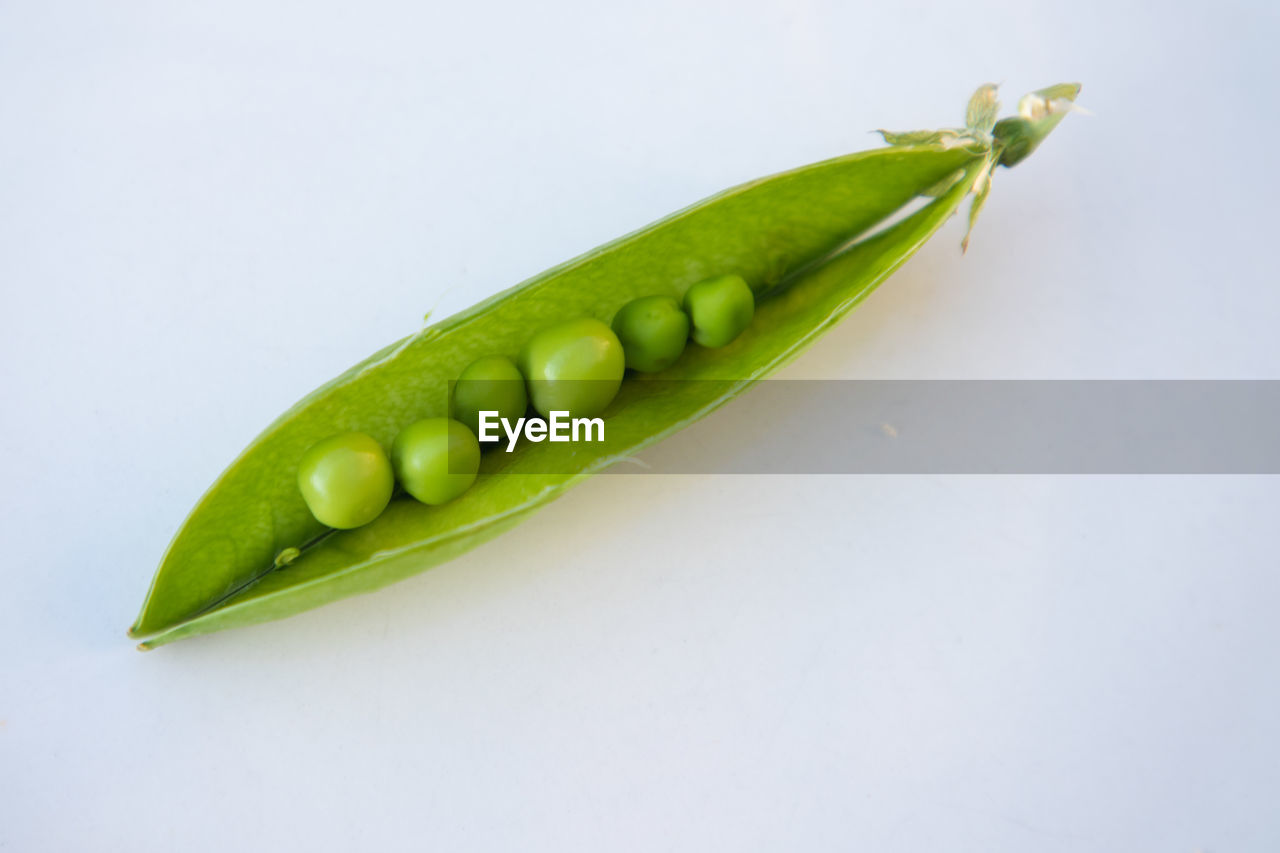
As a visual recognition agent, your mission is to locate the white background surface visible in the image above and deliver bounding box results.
[2,1,1278,850]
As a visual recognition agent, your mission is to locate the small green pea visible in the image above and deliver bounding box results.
[611,295,690,373]
[518,317,625,418]
[453,355,528,440]
[297,432,394,529]
[683,273,754,348]
[391,417,480,505]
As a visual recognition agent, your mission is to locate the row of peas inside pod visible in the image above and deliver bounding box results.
[296,273,756,530]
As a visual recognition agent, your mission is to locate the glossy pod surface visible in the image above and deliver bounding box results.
[130,84,1079,647]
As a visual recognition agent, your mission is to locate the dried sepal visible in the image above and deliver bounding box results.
[965,83,1000,134]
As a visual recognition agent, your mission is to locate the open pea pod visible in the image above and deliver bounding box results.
[131,83,1079,648]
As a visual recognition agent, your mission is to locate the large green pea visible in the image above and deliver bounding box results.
[297,432,394,529]
[391,418,481,506]
[518,317,626,418]
[611,295,690,373]
[683,273,754,348]
[452,355,528,440]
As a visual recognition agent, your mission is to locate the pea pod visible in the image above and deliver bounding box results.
[130,83,1079,648]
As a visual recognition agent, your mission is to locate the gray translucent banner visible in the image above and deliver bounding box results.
[472,381,1280,474]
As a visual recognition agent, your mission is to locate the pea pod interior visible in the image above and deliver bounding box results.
[131,86,1077,647]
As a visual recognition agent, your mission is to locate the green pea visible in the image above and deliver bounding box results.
[297,432,394,529]
[611,295,690,373]
[391,417,481,505]
[518,317,625,418]
[683,273,754,348]
[453,355,528,440]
